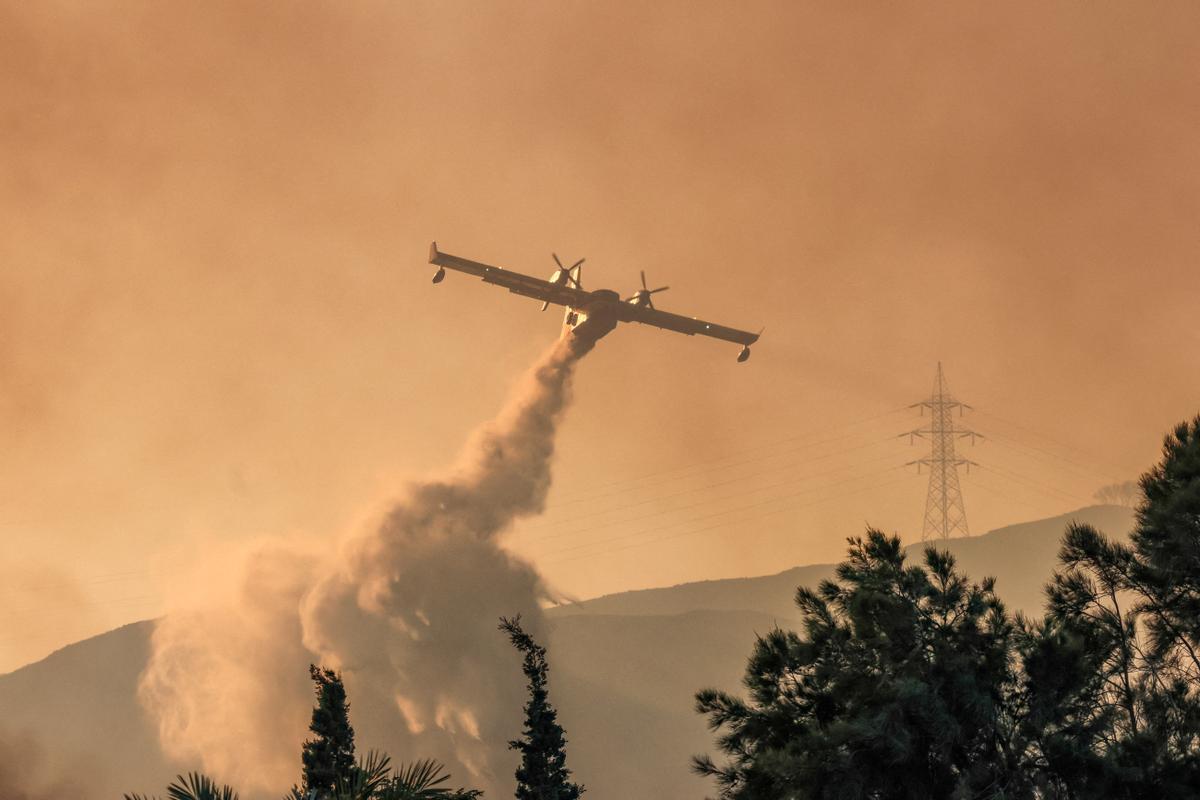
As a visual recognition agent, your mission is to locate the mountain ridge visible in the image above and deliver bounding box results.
[548,504,1134,621]
[0,504,1135,799]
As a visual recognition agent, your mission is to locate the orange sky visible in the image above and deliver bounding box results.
[2,1,1198,671]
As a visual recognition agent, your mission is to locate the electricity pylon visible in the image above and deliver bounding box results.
[903,363,980,541]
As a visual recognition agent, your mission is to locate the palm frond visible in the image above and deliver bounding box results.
[332,750,395,800]
[377,758,459,799]
[165,772,239,800]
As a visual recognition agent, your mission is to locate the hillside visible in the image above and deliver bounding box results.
[548,504,1135,620]
[0,620,159,797]
[0,505,1134,799]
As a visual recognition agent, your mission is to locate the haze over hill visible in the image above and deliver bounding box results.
[551,505,1135,622]
[0,504,1132,800]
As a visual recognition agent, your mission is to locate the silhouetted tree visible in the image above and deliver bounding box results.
[1023,416,1200,797]
[124,772,239,800]
[288,751,483,800]
[374,756,483,799]
[302,664,358,798]
[130,666,481,800]
[694,530,1028,799]
[1093,480,1139,507]
[499,615,583,800]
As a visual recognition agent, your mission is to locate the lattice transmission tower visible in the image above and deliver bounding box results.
[903,363,980,541]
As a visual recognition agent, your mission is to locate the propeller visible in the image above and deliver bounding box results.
[626,270,669,308]
[543,253,586,310]
[551,254,585,288]
[567,257,585,287]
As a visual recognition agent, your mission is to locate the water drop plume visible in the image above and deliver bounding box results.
[139,333,592,794]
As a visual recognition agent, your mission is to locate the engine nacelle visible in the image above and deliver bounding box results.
[737,346,751,363]
[432,267,446,284]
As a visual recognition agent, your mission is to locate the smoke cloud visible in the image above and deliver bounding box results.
[138,333,591,794]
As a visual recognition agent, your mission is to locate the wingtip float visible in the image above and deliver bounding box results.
[427,241,762,363]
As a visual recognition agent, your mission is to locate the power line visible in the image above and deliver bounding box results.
[972,408,1132,478]
[542,471,914,566]
[547,407,908,508]
[977,430,1123,487]
[539,464,907,562]
[521,446,908,545]
[519,437,907,538]
[962,474,1063,515]
[976,463,1091,506]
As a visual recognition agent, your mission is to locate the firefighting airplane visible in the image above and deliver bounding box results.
[428,242,762,362]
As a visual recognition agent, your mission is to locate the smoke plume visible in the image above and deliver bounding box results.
[139,333,592,794]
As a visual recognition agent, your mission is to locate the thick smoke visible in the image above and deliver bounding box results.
[139,333,591,794]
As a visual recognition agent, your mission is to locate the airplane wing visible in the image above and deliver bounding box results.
[429,242,589,308]
[617,302,761,346]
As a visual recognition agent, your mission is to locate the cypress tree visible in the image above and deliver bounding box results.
[301,664,356,798]
[499,615,583,800]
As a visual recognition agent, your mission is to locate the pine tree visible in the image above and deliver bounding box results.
[301,664,357,798]
[1024,415,1200,797]
[694,530,1026,799]
[499,616,583,800]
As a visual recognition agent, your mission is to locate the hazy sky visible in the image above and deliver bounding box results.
[2,1,1198,671]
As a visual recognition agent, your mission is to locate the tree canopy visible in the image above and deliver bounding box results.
[694,530,1023,799]
[499,615,583,800]
[302,664,358,798]
[128,665,481,800]
[697,415,1200,800]
[1023,416,1200,797]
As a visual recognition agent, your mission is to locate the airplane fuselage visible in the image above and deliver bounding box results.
[563,288,621,344]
